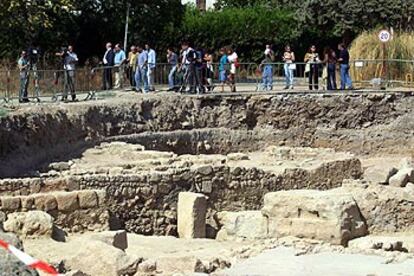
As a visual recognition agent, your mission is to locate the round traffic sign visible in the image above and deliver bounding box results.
[378,30,391,43]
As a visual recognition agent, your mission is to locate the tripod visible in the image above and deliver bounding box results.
[23,63,41,102]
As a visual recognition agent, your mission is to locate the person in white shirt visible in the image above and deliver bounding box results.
[226,48,238,92]
[145,43,156,91]
[56,45,78,102]
[179,41,197,93]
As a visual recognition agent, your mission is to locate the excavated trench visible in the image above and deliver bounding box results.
[1,93,414,235]
[1,93,414,178]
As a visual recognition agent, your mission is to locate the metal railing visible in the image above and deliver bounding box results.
[1,59,414,105]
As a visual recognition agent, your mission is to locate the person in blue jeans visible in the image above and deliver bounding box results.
[167,47,178,91]
[338,43,353,90]
[135,45,149,93]
[260,53,273,91]
[218,48,228,92]
[323,47,337,90]
[283,45,295,89]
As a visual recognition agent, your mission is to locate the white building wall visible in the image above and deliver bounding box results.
[182,0,216,9]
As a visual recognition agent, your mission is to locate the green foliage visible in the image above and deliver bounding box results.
[0,0,184,63]
[0,0,413,65]
[180,6,299,61]
[0,0,75,60]
[215,0,414,39]
[298,0,414,37]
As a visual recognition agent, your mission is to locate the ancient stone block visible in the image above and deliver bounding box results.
[137,259,157,273]
[262,189,367,246]
[44,195,58,211]
[29,179,43,194]
[227,153,249,161]
[399,157,413,169]
[78,190,98,209]
[216,211,267,241]
[33,194,57,211]
[389,168,412,187]
[349,236,411,253]
[196,165,213,176]
[177,192,207,239]
[364,165,397,184]
[21,196,35,211]
[4,211,53,237]
[0,197,21,211]
[201,181,213,194]
[65,176,80,191]
[92,230,128,250]
[156,256,205,274]
[44,178,68,191]
[96,190,107,206]
[55,192,79,212]
[66,240,140,276]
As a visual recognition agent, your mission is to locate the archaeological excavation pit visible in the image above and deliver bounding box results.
[1,93,414,275]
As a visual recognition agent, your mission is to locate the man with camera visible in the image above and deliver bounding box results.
[56,45,78,102]
[18,51,30,103]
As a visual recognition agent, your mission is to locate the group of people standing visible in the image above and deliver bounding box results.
[248,43,354,92]
[16,41,355,103]
[117,41,353,93]
[302,43,354,91]
[124,41,239,94]
[102,42,156,93]
[18,45,79,103]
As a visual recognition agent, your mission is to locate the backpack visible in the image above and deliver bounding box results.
[234,58,240,68]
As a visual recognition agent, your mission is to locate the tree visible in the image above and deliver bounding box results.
[0,0,185,64]
[215,0,414,39]
[180,6,299,61]
[0,0,75,60]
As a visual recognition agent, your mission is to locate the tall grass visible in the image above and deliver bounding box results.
[350,31,414,83]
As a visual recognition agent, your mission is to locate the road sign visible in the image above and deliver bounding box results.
[378,30,391,43]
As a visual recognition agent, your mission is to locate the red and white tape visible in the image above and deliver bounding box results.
[0,239,61,275]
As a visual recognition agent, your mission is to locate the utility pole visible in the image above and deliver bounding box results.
[123,4,130,51]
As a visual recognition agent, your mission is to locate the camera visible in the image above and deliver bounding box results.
[27,46,40,65]
[60,47,69,58]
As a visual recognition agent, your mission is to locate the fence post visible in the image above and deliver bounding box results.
[6,70,11,103]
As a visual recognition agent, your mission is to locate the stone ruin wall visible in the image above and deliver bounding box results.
[0,158,361,236]
[0,190,109,233]
[1,93,414,178]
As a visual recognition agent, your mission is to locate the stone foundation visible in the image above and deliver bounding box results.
[0,190,109,233]
[0,143,361,235]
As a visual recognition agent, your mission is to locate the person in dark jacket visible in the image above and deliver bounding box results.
[338,43,354,90]
[102,42,115,90]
